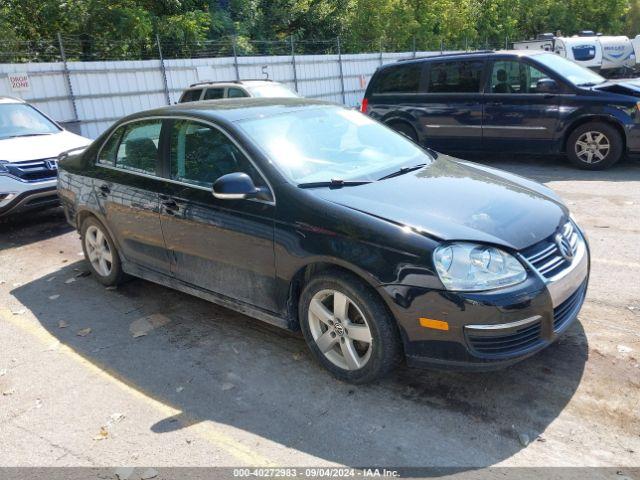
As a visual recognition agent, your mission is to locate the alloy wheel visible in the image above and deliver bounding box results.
[307,289,373,370]
[84,225,113,277]
[575,131,610,164]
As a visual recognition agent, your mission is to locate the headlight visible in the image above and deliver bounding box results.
[433,243,527,291]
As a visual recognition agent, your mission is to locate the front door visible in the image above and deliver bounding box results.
[417,59,485,152]
[158,119,278,312]
[482,59,561,154]
[93,119,171,274]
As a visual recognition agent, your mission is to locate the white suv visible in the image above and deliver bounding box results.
[179,80,298,103]
[0,97,91,217]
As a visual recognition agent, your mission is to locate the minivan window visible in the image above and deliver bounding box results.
[180,89,203,103]
[115,120,162,175]
[490,60,550,94]
[372,63,423,94]
[168,120,263,188]
[428,61,484,93]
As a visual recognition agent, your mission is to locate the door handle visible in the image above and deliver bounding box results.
[99,184,111,196]
[161,197,180,214]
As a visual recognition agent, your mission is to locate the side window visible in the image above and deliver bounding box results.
[490,60,552,94]
[180,89,203,103]
[227,87,249,98]
[203,88,225,100]
[97,128,124,166]
[168,120,265,189]
[428,61,484,93]
[372,63,423,94]
[115,120,162,175]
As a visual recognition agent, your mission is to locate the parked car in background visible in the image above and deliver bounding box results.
[0,96,90,218]
[362,50,640,169]
[179,79,299,103]
[58,98,589,383]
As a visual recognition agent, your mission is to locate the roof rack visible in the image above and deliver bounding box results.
[188,79,273,88]
[396,50,495,62]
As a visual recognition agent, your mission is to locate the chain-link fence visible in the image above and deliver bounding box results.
[0,34,514,139]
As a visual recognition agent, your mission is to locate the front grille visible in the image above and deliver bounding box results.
[466,320,543,356]
[521,222,579,278]
[4,158,58,182]
[553,281,587,331]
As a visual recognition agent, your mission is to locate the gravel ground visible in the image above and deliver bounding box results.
[0,155,639,471]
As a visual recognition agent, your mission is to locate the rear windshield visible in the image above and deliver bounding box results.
[180,89,203,103]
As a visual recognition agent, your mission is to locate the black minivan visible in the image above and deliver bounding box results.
[362,50,640,170]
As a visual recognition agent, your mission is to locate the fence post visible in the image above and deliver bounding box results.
[465,36,468,51]
[156,34,171,105]
[412,36,416,58]
[337,36,346,105]
[57,33,79,123]
[290,36,298,92]
[379,39,383,66]
[232,36,240,81]
[440,39,444,53]
[505,35,509,50]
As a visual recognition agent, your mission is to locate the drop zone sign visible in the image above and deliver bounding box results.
[8,72,31,92]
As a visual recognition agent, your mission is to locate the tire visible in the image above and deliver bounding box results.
[566,121,623,170]
[299,270,402,384]
[388,121,418,144]
[80,216,125,287]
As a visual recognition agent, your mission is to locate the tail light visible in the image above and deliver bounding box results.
[360,98,369,114]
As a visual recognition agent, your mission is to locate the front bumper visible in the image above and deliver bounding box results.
[0,176,59,217]
[381,228,590,371]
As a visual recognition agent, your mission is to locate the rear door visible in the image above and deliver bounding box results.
[417,59,485,152]
[158,118,278,312]
[482,58,561,153]
[93,119,171,274]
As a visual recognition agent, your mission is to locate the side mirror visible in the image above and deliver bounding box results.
[536,78,558,93]
[212,172,259,200]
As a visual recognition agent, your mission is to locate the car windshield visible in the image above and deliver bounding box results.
[238,107,432,184]
[0,103,60,140]
[245,83,299,98]
[533,53,605,86]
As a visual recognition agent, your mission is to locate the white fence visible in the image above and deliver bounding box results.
[0,50,441,139]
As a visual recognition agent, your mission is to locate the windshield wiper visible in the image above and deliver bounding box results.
[576,81,602,87]
[298,179,372,189]
[377,163,427,181]
[7,133,53,139]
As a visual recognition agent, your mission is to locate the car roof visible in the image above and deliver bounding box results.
[124,97,336,123]
[390,49,549,68]
[0,96,25,104]
[186,80,279,89]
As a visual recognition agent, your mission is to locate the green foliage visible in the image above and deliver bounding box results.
[0,0,636,61]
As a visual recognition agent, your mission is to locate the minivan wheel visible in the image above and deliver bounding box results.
[299,270,402,384]
[388,121,418,144]
[567,122,623,170]
[81,217,124,286]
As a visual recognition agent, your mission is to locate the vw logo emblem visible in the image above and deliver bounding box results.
[334,322,345,337]
[555,233,574,261]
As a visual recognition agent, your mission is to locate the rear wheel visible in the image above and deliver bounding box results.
[81,217,124,286]
[299,270,402,383]
[567,122,623,170]
[388,121,418,144]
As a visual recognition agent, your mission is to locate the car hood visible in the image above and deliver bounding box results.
[591,78,640,97]
[0,130,91,162]
[311,156,568,251]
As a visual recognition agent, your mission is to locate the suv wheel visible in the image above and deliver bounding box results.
[299,270,402,383]
[388,121,418,144]
[567,122,623,170]
[81,217,124,286]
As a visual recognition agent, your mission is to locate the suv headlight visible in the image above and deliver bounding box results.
[433,243,527,291]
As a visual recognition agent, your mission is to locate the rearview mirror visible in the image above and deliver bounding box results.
[536,78,558,94]
[212,172,259,200]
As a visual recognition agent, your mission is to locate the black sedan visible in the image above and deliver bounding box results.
[57,98,589,383]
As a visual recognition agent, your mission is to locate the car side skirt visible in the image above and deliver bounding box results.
[122,260,290,331]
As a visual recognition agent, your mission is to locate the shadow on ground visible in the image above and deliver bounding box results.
[11,261,588,469]
[0,207,72,249]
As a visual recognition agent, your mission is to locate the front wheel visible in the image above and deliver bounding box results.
[299,270,402,384]
[567,122,623,170]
